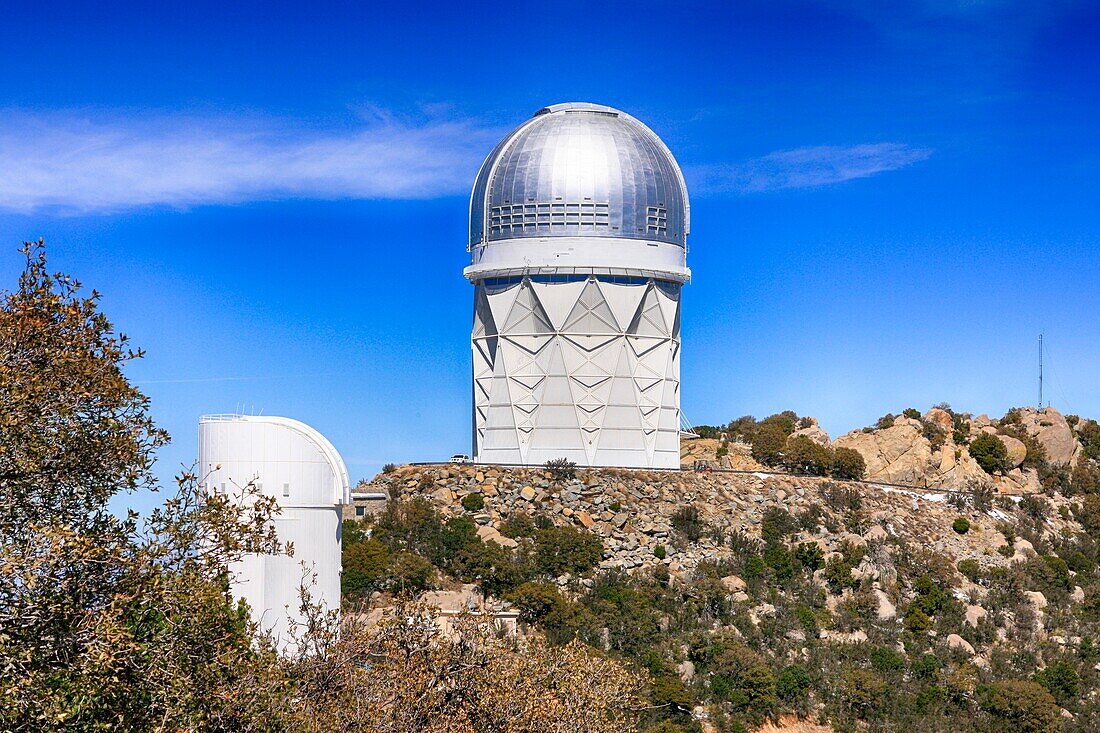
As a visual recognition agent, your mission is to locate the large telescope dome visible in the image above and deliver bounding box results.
[469,102,690,251]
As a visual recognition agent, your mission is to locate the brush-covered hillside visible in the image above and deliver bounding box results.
[348,406,1100,733]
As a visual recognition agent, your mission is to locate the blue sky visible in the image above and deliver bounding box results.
[1,1,1097,512]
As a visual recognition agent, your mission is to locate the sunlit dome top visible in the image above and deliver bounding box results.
[469,102,690,249]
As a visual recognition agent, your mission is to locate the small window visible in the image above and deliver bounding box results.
[282,483,290,498]
[356,506,365,516]
[219,482,226,495]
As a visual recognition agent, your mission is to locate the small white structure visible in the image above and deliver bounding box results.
[198,414,350,650]
[465,102,690,469]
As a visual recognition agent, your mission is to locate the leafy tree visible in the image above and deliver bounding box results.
[979,680,1061,733]
[342,538,391,599]
[507,581,566,623]
[783,435,833,476]
[832,447,866,480]
[535,526,602,577]
[839,669,888,718]
[751,423,788,467]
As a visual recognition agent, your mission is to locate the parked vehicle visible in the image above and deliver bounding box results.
[449,454,470,464]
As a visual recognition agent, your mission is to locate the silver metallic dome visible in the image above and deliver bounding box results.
[469,102,690,249]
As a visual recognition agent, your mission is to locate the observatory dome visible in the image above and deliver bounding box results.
[469,102,690,250]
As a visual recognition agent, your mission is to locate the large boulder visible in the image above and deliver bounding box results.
[791,418,831,447]
[1018,408,1080,466]
[834,422,934,485]
[998,434,1027,468]
[924,407,954,433]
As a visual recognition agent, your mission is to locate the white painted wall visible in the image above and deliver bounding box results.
[198,415,350,651]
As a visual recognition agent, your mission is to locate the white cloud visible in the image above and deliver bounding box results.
[688,143,932,193]
[0,110,504,214]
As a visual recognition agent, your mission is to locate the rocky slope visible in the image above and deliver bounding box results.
[688,406,1095,495]
[367,461,1073,593]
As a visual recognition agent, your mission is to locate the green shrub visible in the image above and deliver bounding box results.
[534,525,602,577]
[952,517,970,534]
[671,506,705,542]
[969,433,1010,474]
[903,408,922,420]
[839,669,888,717]
[957,558,981,583]
[506,581,564,623]
[979,680,1061,733]
[544,457,577,481]
[498,511,537,538]
[794,541,825,572]
[387,551,435,594]
[776,664,812,703]
[1032,660,1079,704]
[922,420,947,451]
[760,507,797,545]
[832,447,866,480]
[460,492,485,512]
[341,537,390,598]
[653,544,667,560]
[876,414,896,430]
[382,462,397,473]
[751,424,788,467]
[824,557,856,593]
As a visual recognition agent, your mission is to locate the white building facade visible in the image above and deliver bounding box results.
[465,103,690,469]
[198,415,350,650]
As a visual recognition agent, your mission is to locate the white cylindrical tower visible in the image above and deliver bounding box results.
[198,415,350,650]
[465,102,690,469]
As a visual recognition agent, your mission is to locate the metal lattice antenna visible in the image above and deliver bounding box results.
[1038,333,1044,409]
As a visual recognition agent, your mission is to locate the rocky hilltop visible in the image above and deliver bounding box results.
[367,461,1071,581]
[691,406,1096,495]
[352,405,1100,732]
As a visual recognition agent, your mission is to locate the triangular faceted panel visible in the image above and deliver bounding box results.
[562,279,619,335]
[503,334,553,356]
[486,282,521,330]
[474,286,498,338]
[561,334,621,354]
[597,280,647,332]
[654,284,680,334]
[628,335,668,359]
[628,285,670,338]
[571,374,611,390]
[510,374,545,391]
[504,281,554,334]
[529,279,587,331]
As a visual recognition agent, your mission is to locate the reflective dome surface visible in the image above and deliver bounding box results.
[470,103,689,249]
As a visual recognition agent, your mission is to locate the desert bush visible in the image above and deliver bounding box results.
[343,538,391,599]
[545,458,577,481]
[903,408,922,420]
[461,492,485,512]
[979,680,1061,733]
[969,433,1010,474]
[832,447,866,480]
[671,506,706,542]
[750,424,788,467]
[952,517,970,534]
[382,463,397,473]
[782,435,833,476]
[534,526,602,577]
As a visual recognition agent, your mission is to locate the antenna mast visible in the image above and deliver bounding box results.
[1038,333,1044,409]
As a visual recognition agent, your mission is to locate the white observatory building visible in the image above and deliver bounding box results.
[198,415,350,650]
[465,102,690,469]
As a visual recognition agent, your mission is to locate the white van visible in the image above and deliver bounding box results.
[449,454,470,464]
